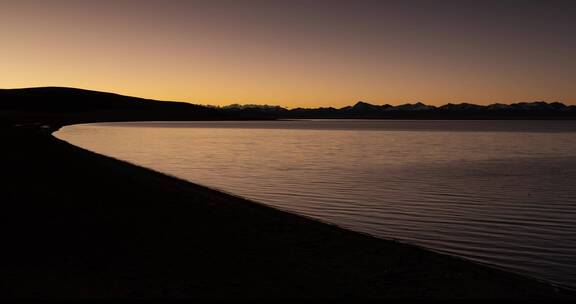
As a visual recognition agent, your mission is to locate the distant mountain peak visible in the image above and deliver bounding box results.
[352,101,377,108]
[395,102,436,111]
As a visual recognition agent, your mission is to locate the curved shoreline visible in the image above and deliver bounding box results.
[50,124,576,297]
[54,121,576,292]
[1,123,574,299]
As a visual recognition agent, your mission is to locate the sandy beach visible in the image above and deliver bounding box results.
[0,123,572,300]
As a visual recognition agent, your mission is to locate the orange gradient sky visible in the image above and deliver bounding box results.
[1,0,575,108]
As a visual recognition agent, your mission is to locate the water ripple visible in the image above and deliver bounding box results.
[56,120,576,288]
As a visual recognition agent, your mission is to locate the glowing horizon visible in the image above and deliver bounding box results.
[1,1,575,108]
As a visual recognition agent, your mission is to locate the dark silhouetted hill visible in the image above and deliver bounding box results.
[0,87,215,113]
[1,87,229,127]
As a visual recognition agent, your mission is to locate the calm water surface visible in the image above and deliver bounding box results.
[55,120,576,288]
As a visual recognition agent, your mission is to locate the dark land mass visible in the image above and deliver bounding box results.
[223,101,576,120]
[1,87,575,300]
[0,87,229,128]
[2,87,576,126]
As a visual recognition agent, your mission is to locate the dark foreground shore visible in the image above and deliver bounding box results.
[1,125,574,300]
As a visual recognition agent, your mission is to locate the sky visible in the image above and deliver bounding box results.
[1,0,575,108]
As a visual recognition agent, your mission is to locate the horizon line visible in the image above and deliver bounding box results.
[2,85,572,110]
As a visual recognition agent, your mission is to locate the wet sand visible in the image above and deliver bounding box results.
[1,125,574,300]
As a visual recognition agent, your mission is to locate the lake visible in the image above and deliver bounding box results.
[55,120,576,289]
